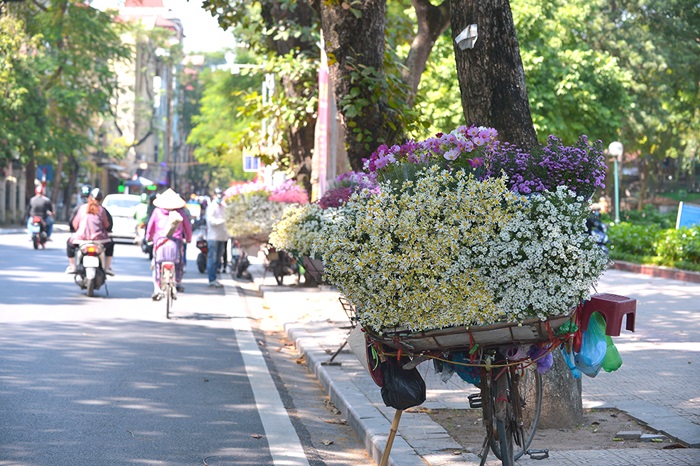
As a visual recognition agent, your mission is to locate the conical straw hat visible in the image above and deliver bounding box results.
[153,188,186,210]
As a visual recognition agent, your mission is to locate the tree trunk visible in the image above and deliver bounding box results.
[451,0,580,429]
[539,350,583,428]
[52,152,63,217]
[25,156,36,201]
[61,155,79,221]
[261,1,318,194]
[319,0,400,171]
[638,156,649,211]
[450,0,537,149]
[403,0,451,104]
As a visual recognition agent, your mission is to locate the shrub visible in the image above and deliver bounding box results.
[654,227,700,264]
[617,205,676,228]
[608,222,661,256]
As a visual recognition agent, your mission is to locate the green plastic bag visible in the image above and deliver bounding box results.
[602,335,623,372]
[574,311,607,377]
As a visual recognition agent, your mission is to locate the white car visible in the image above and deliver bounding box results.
[102,194,141,242]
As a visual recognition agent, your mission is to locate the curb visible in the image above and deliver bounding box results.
[284,323,430,466]
[611,260,700,283]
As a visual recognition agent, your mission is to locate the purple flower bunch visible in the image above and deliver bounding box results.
[268,179,309,204]
[362,125,499,176]
[318,171,379,209]
[485,135,606,198]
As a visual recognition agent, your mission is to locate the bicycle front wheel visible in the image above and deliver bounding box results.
[487,363,542,462]
[161,268,173,319]
[165,283,172,319]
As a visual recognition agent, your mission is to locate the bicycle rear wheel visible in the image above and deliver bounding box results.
[487,363,542,462]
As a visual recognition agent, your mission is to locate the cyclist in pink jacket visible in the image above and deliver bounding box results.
[146,189,192,300]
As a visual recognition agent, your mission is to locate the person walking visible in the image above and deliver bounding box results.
[26,185,54,240]
[146,188,192,300]
[205,188,227,288]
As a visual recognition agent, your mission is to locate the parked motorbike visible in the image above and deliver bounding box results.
[28,216,48,249]
[230,239,251,280]
[264,244,300,285]
[586,210,610,255]
[74,241,108,297]
[195,237,208,273]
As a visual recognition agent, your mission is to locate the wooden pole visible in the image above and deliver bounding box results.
[379,409,403,466]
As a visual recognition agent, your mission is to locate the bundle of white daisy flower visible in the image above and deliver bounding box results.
[315,165,608,333]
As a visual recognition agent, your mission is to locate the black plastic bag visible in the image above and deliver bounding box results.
[380,358,426,410]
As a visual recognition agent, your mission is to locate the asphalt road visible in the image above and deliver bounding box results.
[0,229,371,466]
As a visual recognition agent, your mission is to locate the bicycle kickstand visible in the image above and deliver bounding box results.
[322,339,348,366]
[477,434,490,466]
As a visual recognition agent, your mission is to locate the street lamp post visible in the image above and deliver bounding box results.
[608,141,623,224]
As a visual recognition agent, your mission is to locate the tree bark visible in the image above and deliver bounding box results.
[403,0,451,104]
[450,0,537,149]
[318,0,399,171]
[260,1,318,194]
[451,0,580,428]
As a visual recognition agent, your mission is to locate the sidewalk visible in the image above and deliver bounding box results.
[243,260,700,466]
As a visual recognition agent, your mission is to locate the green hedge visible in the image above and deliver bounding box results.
[608,220,700,272]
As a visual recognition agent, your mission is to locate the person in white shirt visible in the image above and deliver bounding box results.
[205,188,228,287]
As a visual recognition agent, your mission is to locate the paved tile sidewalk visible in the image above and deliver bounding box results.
[247,261,700,466]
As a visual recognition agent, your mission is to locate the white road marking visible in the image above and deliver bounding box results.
[227,285,310,466]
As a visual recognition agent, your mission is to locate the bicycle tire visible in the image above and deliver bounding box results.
[488,364,542,462]
[162,267,173,319]
[165,284,172,319]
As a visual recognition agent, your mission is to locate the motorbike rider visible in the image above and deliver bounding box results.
[69,185,110,233]
[66,188,115,275]
[134,193,150,228]
[146,188,192,300]
[26,185,54,240]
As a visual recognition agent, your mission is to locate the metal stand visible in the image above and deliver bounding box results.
[321,296,357,366]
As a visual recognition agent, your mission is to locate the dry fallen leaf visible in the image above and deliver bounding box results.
[251,434,263,439]
[322,440,334,446]
[324,418,348,425]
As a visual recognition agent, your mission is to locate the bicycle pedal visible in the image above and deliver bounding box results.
[527,449,549,460]
[467,393,482,409]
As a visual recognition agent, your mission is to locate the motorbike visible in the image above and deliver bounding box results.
[586,210,610,256]
[136,224,153,260]
[230,239,251,280]
[74,241,108,297]
[195,237,208,273]
[28,216,48,249]
[264,244,300,285]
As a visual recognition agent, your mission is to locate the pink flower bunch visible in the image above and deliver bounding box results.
[224,181,268,199]
[318,171,379,209]
[268,180,309,204]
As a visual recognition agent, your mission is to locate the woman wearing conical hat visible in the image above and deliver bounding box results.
[145,188,193,300]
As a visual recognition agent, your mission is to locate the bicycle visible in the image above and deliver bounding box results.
[160,261,176,319]
[362,313,570,466]
[473,350,547,466]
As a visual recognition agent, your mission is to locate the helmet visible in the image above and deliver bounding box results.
[89,188,103,202]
